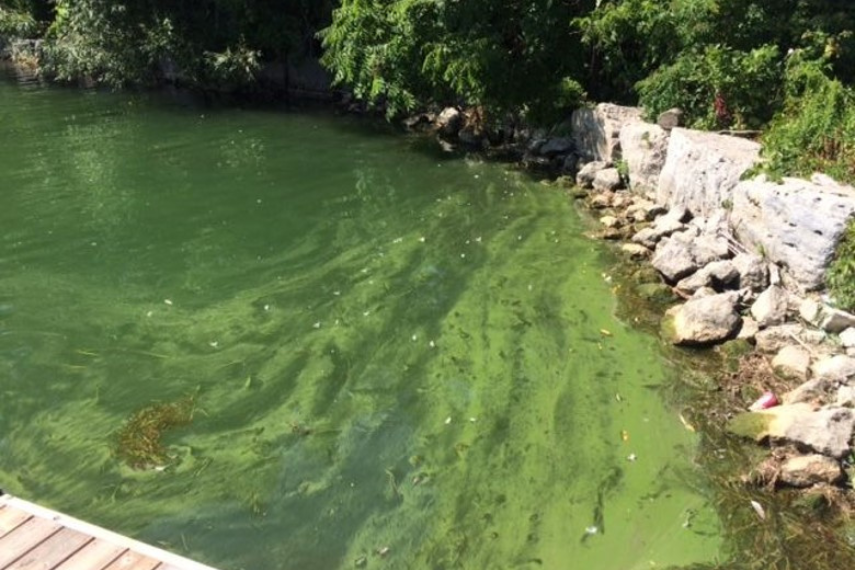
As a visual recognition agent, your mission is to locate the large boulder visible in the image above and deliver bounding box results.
[676,260,739,293]
[652,232,700,282]
[592,168,623,192]
[772,345,812,381]
[657,128,761,217]
[812,355,855,383]
[662,291,742,346]
[576,161,609,189]
[619,122,669,198]
[732,253,769,292]
[779,454,844,487]
[731,175,855,291]
[728,403,855,458]
[571,103,643,163]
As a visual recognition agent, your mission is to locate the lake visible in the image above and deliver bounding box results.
[0,76,722,569]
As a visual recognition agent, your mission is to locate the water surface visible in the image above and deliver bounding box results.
[0,78,721,569]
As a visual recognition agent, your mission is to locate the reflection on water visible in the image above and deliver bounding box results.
[0,79,722,569]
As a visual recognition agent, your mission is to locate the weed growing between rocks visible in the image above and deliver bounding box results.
[827,218,855,312]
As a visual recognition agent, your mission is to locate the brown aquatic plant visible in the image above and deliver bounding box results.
[114,396,195,469]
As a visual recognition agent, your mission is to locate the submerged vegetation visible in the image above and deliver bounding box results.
[114,396,195,469]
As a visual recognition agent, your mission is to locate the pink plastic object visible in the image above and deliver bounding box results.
[749,391,779,411]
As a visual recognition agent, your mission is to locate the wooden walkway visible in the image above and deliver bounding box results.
[0,493,219,570]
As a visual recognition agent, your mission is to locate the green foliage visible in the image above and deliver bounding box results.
[41,0,333,89]
[637,44,781,129]
[0,4,38,37]
[827,219,855,312]
[321,0,594,120]
[761,49,855,183]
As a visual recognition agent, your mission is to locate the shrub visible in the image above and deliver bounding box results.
[636,44,782,129]
[0,6,37,37]
[761,51,855,184]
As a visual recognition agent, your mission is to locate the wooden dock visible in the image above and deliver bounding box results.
[0,493,219,570]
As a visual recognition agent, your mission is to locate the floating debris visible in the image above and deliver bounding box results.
[627,453,638,462]
[749,391,779,411]
[429,340,436,348]
[620,430,630,442]
[584,526,598,536]
[313,322,321,329]
[678,413,696,432]
[750,500,766,520]
[600,329,613,337]
[164,299,173,306]
[444,416,452,425]
[376,546,390,557]
[115,396,195,469]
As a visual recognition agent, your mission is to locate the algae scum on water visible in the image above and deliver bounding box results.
[0,80,720,569]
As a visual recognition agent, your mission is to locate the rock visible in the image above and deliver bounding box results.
[657,128,761,217]
[619,122,669,198]
[436,107,462,138]
[561,154,579,176]
[840,328,855,349]
[751,286,790,328]
[662,292,741,346]
[657,108,684,130]
[819,307,855,334]
[621,243,651,259]
[637,282,674,303]
[812,355,855,383]
[611,191,632,209]
[732,253,769,292]
[691,234,731,266]
[571,103,643,162]
[755,324,825,353]
[772,345,812,381]
[589,192,614,209]
[539,137,574,157]
[592,168,623,192]
[576,161,609,188]
[728,403,855,458]
[780,455,843,487]
[458,125,485,147]
[738,317,760,341]
[731,175,855,291]
[783,378,828,405]
[600,215,621,229]
[402,112,435,131]
[652,235,699,282]
[836,385,855,407]
[625,200,667,223]
[692,286,718,299]
[676,260,739,293]
[799,298,822,325]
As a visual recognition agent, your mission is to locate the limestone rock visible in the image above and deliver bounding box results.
[751,286,790,328]
[600,215,621,229]
[625,200,667,223]
[840,328,855,349]
[819,307,855,334]
[799,298,822,325]
[732,253,769,292]
[576,161,609,189]
[782,379,828,405]
[812,355,855,383]
[836,385,855,407]
[737,317,760,341]
[621,243,651,259]
[652,235,699,282]
[589,192,614,209]
[571,103,643,162]
[772,345,811,381]
[755,324,826,353]
[539,137,574,157]
[657,128,761,218]
[662,292,741,346]
[619,122,669,198]
[780,454,843,487]
[592,168,624,192]
[728,403,855,458]
[731,175,855,291]
[676,260,739,293]
[657,108,684,130]
[437,107,462,138]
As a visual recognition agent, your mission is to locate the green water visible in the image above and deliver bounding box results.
[0,78,721,569]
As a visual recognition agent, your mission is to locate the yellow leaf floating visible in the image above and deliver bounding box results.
[600,329,613,337]
[620,429,630,442]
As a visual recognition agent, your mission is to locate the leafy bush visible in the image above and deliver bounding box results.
[761,49,855,184]
[827,219,855,312]
[636,44,782,129]
[0,5,37,37]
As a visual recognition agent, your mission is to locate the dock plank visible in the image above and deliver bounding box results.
[101,552,161,570]
[0,517,63,569]
[6,527,93,570]
[0,506,33,538]
[53,541,127,570]
[0,495,219,570]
